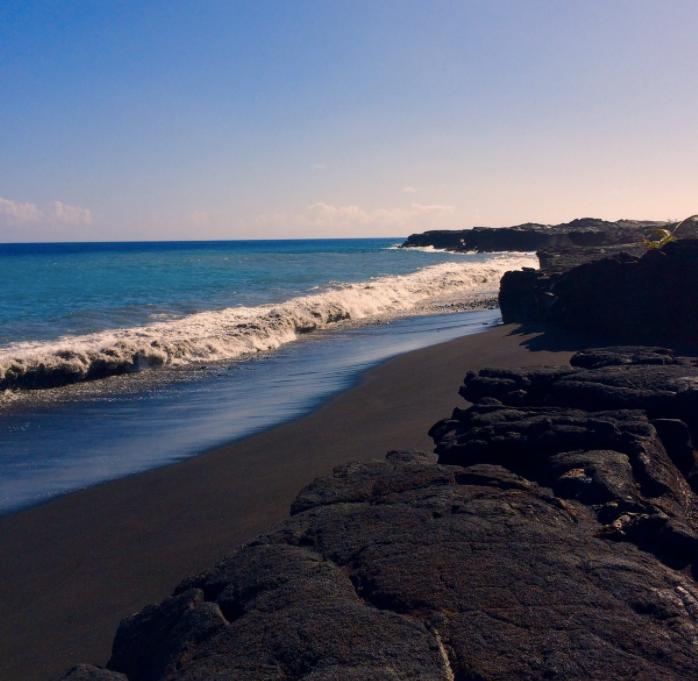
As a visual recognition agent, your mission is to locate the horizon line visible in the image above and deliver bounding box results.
[0,235,410,247]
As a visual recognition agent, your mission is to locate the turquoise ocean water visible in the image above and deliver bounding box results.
[0,239,536,513]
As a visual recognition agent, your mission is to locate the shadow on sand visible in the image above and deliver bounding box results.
[508,322,698,358]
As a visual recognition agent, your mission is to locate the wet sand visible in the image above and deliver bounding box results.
[0,322,583,680]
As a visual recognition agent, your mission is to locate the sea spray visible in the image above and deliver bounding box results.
[0,254,537,390]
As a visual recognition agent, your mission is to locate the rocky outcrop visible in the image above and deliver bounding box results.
[405,218,698,350]
[59,666,126,680]
[61,347,698,680]
[499,239,698,349]
[402,217,673,253]
[432,347,698,569]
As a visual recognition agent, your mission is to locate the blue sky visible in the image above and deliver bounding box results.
[1,0,697,241]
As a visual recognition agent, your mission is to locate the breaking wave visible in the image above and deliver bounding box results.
[0,254,536,391]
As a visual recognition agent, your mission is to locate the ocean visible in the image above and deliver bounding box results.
[0,238,537,513]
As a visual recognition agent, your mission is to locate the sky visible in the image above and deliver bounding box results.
[0,0,697,242]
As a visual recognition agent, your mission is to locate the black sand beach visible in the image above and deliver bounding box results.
[0,322,579,681]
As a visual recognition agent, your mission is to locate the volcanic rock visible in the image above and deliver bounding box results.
[402,217,675,253]
[59,349,698,680]
[64,446,698,680]
[59,666,126,680]
[499,240,698,349]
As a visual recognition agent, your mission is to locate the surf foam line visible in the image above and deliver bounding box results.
[0,254,537,391]
[384,244,478,254]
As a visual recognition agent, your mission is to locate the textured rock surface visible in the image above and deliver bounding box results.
[499,239,698,349]
[61,348,698,680]
[59,666,126,680]
[433,347,698,570]
[402,217,677,253]
[406,219,698,351]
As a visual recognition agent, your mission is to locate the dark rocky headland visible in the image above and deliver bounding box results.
[405,216,698,347]
[402,216,674,256]
[60,218,698,680]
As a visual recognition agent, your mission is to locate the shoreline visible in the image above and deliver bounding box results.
[0,250,535,393]
[0,322,586,681]
[0,307,500,516]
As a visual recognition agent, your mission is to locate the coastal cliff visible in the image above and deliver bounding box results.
[403,216,698,348]
[499,239,698,348]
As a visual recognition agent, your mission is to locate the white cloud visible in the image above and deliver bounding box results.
[0,197,42,224]
[304,201,454,229]
[51,200,93,226]
[401,185,418,193]
[256,201,455,234]
[0,196,93,228]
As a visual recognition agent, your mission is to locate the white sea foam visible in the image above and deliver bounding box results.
[0,254,537,390]
[384,244,478,254]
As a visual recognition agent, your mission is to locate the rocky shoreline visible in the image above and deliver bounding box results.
[499,239,698,348]
[403,216,698,272]
[405,216,698,347]
[59,221,698,680]
[62,344,698,680]
[402,217,673,256]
